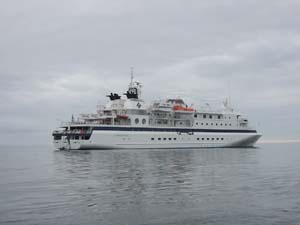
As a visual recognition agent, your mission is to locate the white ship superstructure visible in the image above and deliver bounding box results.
[52,76,261,150]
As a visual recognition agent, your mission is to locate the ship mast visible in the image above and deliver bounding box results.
[130,66,134,86]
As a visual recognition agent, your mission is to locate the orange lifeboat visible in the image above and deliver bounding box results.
[172,105,194,111]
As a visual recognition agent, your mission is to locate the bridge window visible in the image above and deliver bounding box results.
[194,114,197,118]
[203,115,206,118]
[209,115,212,119]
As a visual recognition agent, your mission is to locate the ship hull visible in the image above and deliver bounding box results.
[54,130,262,150]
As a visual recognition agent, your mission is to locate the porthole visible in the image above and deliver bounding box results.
[142,118,146,124]
[197,138,200,140]
[169,138,172,140]
[163,138,166,140]
[158,138,161,140]
[173,138,177,140]
[135,118,139,124]
[202,138,205,140]
[209,115,212,119]
[207,138,210,140]
[212,138,215,140]
[151,138,154,140]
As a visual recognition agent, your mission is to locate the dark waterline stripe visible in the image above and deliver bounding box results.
[92,126,257,133]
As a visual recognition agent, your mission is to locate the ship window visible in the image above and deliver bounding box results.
[202,138,204,140]
[169,138,172,140]
[201,123,204,125]
[194,114,197,118]
[218,115,221,119]
[173,138,176,140]
[85,136,89,140]
[206,123,208,125]
[158,138,161,140]
[225,124,227,126]
[229,124,231,126]
[151,138,154,140]
[135,118,139,124]
[163,138,166,140]
[197,138,199,140]
[217,138,219,140]
[75,136,79,140]
[209,115,212,119]
[203,115,206,118]
[220,124,223,126]
[207,138,210,140]
[221,138,224,140]
[216,123,218,126]
[212,138,214,140]
[196,122,198,125]
[54,136,61,140]
[211,123,213,126]
[142,119,146,124]
[229,117,231,119]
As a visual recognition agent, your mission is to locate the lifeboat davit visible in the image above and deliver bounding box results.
[172,105,194,112]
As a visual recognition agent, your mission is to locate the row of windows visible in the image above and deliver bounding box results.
[135,118,147,124]
[54,136,90,140]
[151,137,225,141]
[194,114,232,120]
[195,122,232,126]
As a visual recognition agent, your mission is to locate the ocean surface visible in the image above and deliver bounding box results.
[0,144,300,225]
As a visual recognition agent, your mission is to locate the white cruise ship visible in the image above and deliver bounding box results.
[52,76,262,150]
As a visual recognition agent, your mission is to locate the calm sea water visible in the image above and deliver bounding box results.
[0,144,300,225]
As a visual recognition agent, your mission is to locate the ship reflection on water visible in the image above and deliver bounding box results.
[52,148,262,225]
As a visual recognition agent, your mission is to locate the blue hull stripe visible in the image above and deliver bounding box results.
[92,126,257,133]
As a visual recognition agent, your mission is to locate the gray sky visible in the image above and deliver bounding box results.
[1,0,300,145]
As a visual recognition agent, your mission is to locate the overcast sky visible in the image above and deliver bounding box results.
[1,0,300,145]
